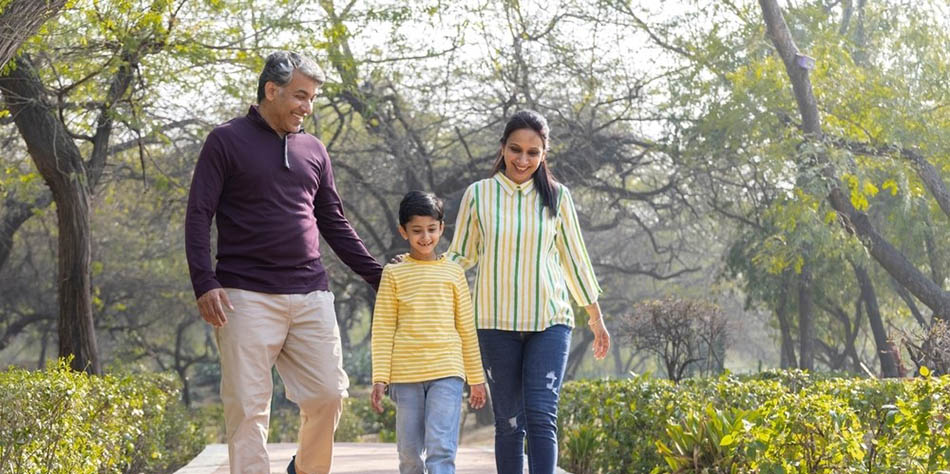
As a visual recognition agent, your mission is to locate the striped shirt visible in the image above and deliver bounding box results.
[447,172,601,331]
[371,256,485,385]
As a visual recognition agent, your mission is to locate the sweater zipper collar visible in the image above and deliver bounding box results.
[247,105,304,170]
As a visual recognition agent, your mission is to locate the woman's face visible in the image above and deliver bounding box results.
[501,128,545,185]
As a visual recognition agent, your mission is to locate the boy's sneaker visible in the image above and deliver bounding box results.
[287,455,297,474]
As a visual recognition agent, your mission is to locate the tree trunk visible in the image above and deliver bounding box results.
[798,263,815,370]
[0,56,101,374]
[56,192,99,373]
[565,329,595,381]
[611,337,624,375]
[776,271,797,368]
[889,278,929,329]
[923,212,945,289]
[0,0,68,69]
[758,0,950,321]
[852,263,900,377]
[816,297,863,373]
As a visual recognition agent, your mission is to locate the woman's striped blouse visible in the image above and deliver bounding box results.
[446,172,602,331]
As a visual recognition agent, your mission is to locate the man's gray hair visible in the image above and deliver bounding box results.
[256,51,325,103]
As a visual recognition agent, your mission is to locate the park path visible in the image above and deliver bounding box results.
[174,443,571,473]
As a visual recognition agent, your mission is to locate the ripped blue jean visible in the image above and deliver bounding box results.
[477,324,571,474]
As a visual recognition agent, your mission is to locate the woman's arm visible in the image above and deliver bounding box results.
[555,186,610,358]
[554,185,602,307]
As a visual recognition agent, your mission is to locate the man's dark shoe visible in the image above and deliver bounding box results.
[287,455,297,474]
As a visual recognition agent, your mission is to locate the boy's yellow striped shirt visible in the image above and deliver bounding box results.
[447,173,602,332]
[371,256,485,385]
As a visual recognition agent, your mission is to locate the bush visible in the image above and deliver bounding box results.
[335,395,396,442]
[264,395,397,443]
[558,370,950,473]
[0,359,208,474]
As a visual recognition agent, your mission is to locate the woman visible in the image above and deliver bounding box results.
[447,109,610,473]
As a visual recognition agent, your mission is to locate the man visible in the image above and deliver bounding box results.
[185,51,382,474]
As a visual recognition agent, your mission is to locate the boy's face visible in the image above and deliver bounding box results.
[398,215,444,260]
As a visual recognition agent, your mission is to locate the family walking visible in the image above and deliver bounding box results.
[185,50,610,474]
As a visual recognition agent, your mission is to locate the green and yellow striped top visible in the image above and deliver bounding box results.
[371,256,485,385]
[447,172,602,331]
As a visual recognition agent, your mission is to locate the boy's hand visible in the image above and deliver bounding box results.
[468,383,486,410]
[371,383,387,413]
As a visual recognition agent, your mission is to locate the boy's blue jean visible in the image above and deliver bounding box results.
[477,324,572,474]
[390,376,464,474]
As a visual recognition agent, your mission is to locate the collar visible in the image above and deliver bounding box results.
[493,172,535,195]
[406,254,446,264]
[247,105,305,169]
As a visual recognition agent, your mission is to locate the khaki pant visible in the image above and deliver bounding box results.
[215,288,349,474]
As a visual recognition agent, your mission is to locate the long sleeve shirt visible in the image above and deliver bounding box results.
[371,256,485,385]
[185,106,382,298]
[446,172,601,331]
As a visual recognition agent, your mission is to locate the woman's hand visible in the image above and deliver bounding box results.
[585,302,610,360]
[589,317,610,359]
[370,383,387,413]
[389,253,408,264]
[468,383,487,409]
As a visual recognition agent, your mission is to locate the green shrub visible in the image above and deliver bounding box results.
[264,395,397,443]
[335,395,396,442]
[0,359,208,474]
[558,370,950,473]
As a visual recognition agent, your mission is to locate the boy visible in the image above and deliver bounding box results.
[370,191,487,474]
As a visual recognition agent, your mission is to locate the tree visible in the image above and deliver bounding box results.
[0,0,67,69]
[611,0,950,375]
[757,0,950,321]
[0,0,268,374]
[620,297,730,382]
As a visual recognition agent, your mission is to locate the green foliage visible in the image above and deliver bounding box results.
[335,395,396,443]
[558,370,950,473]
[264,394,396,443]
[0,359,208,474]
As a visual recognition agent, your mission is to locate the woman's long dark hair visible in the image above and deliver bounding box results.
[490,110,559,215]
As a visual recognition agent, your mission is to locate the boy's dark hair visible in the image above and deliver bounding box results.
[399,191,444,226]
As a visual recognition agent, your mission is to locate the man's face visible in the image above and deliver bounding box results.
[264,70,318,135]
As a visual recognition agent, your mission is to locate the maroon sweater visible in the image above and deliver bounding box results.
[185,106,382,298]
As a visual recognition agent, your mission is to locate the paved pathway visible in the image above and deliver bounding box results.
[174,443,570,473]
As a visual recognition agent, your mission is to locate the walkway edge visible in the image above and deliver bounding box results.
[173,443,572,473]
[174,444,228,473]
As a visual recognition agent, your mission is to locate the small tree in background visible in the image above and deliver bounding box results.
[903,319,950,377]
[621,297,731,382]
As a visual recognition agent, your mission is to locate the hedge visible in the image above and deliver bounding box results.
[0,360,208,474]
[558,370,950,474]
[259,395,397,443]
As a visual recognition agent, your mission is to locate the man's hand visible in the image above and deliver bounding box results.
[197,288,233,328]
[468,383,486,410]
[371,383,387,413]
